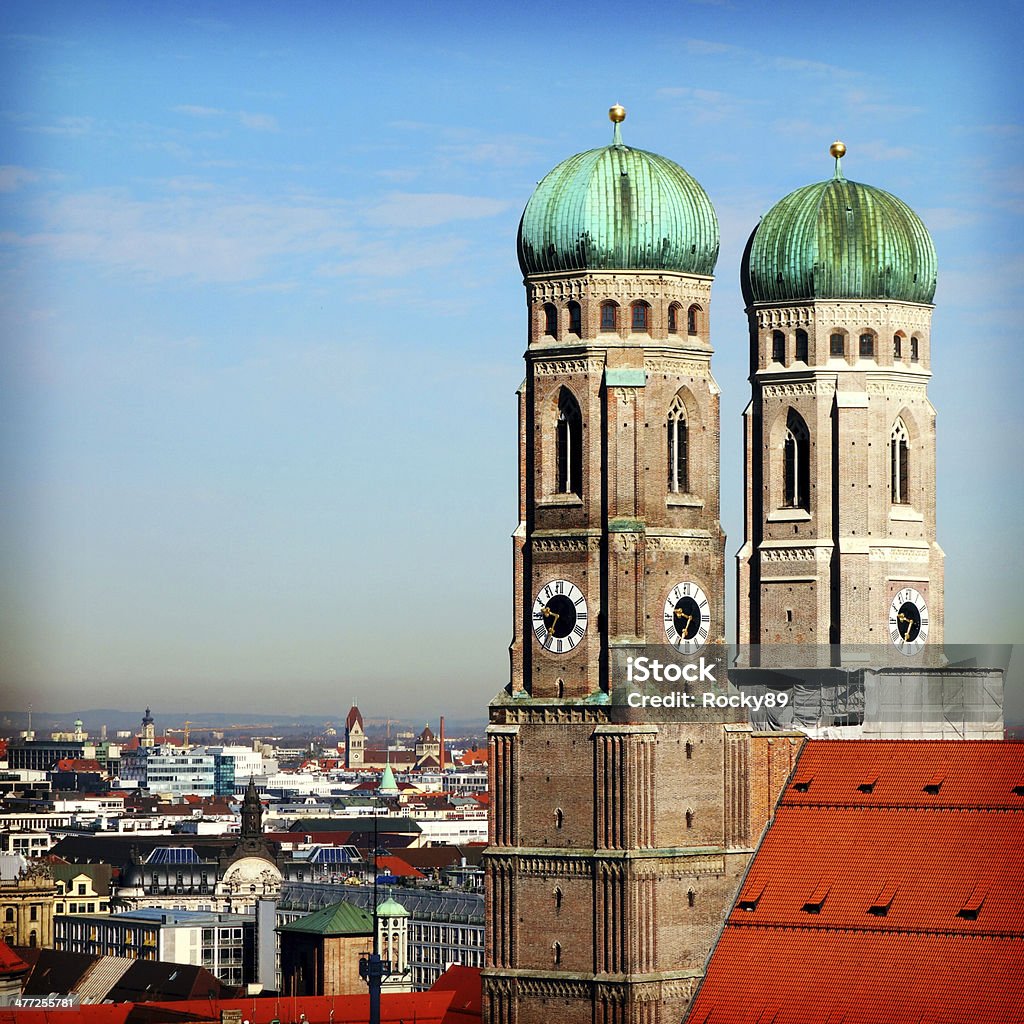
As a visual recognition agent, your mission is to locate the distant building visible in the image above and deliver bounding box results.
[144,747,235,798]
[278,895,411,997]
[52,863,112,917]
[0,857,57,949]
[282,882,483,992]
[55,907,260,989]
[115,779,282,913]
[345,706,365,769]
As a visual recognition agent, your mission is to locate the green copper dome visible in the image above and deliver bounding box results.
[742,157,936,306]
[377,895,409,918]
[518,118,719,277]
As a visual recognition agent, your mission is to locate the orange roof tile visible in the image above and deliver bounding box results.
[689,930,1024,1024]
[688,740,1024,1024]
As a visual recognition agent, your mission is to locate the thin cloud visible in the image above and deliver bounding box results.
[856,140,914,162]
[319,237,469,278]
[368,193,510,229]
[25,116,95,137]
[6,189,357,284]
[0,165,40,192]
[173,104,224,118]
[173,105,279,132]
[683,37,855,78]
[239,111,278,132]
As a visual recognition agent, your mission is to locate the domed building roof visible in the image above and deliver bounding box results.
[518,107,719,277]
[742,144,936,306]
[377,894,410,918]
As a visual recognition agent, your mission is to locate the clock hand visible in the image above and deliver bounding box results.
[542,606,560,635]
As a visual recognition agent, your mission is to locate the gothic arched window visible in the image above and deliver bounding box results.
[668,303,680,333]
[795,329,809,363]
[554,886,563,911]
[687,304,701,335]
[910,336,920,361]
[631,301,650,332]
[783,409,810,511]
[891,418,910,505]
[772,330,786,363]
[556,390,583,497]
[543,303,557,338]
[600,301,618,332]
[555,807,564,830]
[553,941,562,965]
[685,810,694,830]
[568,300,582,337]
[667,395,689,494]
[688,890,696,908]
[893,333,904,359]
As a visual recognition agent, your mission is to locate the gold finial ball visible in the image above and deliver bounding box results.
[609,104,626,124]
[830,140,847,159]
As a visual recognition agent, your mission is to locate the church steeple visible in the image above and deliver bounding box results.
[240,775,263,840]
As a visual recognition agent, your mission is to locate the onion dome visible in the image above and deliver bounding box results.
[518,106,719,277]
[742,142,936,306]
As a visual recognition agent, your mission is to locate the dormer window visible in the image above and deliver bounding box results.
[802,881,830,914]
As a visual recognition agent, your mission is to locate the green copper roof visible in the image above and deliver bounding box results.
[279,900,373,936]
[377,895,409,918]
[518,123,718,277]
[378,762,398,794]
[742,167,936,305]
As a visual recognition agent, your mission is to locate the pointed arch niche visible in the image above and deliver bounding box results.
[666,386,704,508]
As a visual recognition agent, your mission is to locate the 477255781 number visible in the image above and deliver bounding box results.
[13,997,79,1009]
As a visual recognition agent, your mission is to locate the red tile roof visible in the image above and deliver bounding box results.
[687,740,1024,1024]
[688,930,1024,1024]
[0,942,29,976]
[431,964,482,1022]
[377,854,426,879]
[0,991,454,1024]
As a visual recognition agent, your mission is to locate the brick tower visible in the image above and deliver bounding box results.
[736,143,944,654]
[483,108,767,1024]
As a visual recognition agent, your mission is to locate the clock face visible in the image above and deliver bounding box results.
[664,581,711,653]
[889,587,928,654]
[532,580,588,654]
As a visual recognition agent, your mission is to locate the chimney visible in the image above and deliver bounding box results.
[439,716,445,772]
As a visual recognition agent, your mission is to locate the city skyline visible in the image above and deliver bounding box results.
[2,0,1021,718]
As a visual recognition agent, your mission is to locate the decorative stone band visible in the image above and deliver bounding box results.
[526,272,712,306]
[754,301,933,332]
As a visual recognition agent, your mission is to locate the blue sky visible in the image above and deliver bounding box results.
[1,0,1021,721]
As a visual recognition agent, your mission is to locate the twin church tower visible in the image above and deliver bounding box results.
[483,107,943,1023]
